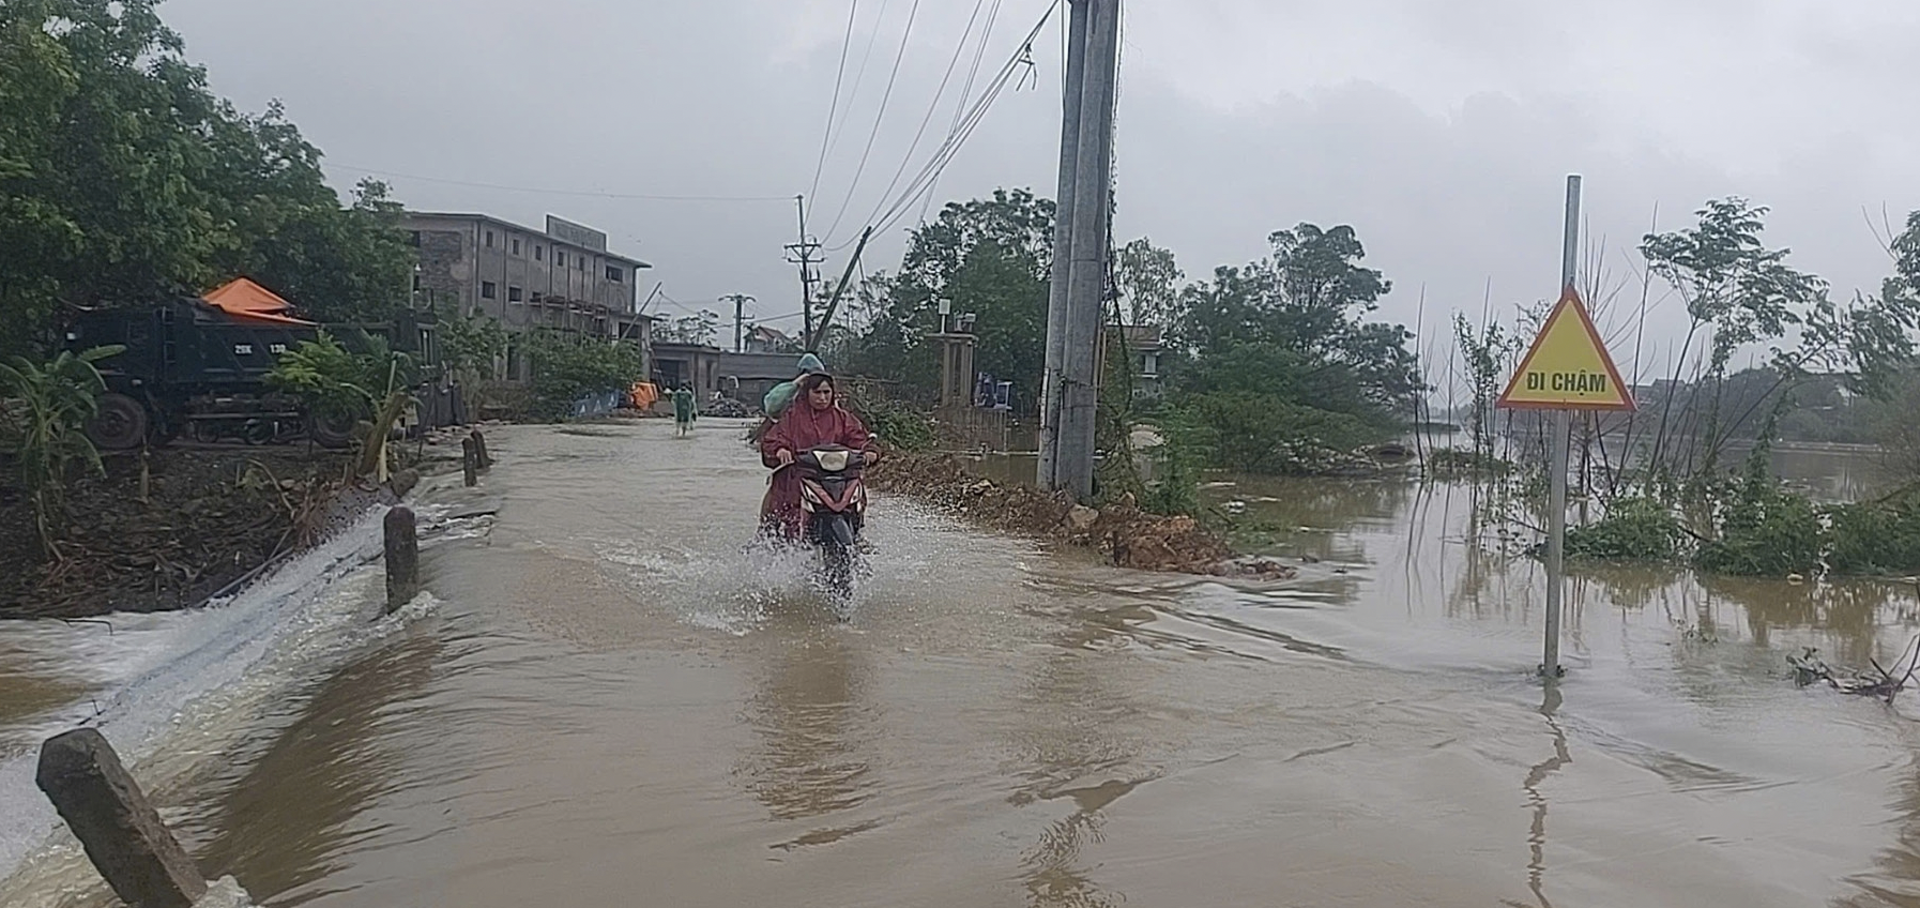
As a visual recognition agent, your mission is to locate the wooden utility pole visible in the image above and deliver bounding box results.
[785,195,823,349]
[1039,0,1120,500]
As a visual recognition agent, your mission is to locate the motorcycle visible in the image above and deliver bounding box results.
[793,444,869,604]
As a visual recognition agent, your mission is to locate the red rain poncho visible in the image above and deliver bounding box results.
[758,400,878,540]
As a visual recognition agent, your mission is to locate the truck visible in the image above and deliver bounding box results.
[63,294,443,451]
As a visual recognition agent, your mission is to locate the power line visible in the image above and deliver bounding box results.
[819,0,923,243]
[809,0,862,204]
[829,0,1060,251]
[331,163,791,203]
[823,0,894,169]
[923,0,1006,224]
[840,0,992,245]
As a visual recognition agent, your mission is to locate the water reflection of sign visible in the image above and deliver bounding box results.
[545,215,607,252]
[1496,287,1634,411]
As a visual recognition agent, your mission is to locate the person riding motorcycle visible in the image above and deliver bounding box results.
[758,372,879,541]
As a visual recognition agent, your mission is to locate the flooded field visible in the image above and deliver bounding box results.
[3,421,1920,906]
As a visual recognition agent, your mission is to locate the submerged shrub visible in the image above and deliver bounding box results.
[1826,491,1920,576]
[1695,480,1826,577]
[1565,497,1684,561]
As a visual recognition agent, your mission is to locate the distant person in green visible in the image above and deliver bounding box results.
[672,384,696,437]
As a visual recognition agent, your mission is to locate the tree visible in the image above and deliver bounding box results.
[1637,198,1915,484]
[849,189,1055,406]
[0,0,412,355]
[1115,237,1182,329]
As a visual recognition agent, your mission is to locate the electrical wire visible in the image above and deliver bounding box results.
[838,0,992,244]
[823,0,894,169]
[819,0,923,242]
[922,0,1005,225]
[828,0,1060,251]
[867,2,1056,231]
[330,163,790,202]
[808,0,862,204]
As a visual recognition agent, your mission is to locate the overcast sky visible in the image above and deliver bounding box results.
[164,0,1920,381]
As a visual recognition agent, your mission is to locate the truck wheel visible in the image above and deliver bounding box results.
[87,393,149,451]
[309,408,358,449]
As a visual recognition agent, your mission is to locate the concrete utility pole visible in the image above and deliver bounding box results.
[722,293,755,353]
[785,195,824,350]
[1039,0,1120,500]
[1039,0,1090,491]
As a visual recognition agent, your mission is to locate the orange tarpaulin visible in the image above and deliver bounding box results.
[202,277,314,326]
[630,381,659,410]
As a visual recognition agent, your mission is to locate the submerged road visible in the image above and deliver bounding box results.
[4,419,1920,907]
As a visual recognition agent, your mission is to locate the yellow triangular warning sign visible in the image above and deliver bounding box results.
[1496,288,1635,411]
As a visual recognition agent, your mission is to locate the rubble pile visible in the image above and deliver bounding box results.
[868,453,1296,580]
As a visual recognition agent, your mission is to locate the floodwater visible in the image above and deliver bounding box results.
[3,422,1920,906]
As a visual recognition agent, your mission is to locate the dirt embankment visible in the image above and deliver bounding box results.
[867,453,1295,581]
[0,446,416,620]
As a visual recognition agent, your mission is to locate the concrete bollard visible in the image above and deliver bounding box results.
[36,728,207,908]
[384,506,418,614]
[471,428,492,471]
[462,437,478,487]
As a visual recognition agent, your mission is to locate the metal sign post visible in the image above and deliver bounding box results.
[1496,175,1635,678]
[1545,176,1579,678]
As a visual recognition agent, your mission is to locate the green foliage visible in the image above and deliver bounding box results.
[846,394,935,453]
[1565,497,1683,561]
[1825,490,1920,576]
[0,0,411,356]
[1185,390,1379,475]
[1694,472,1826,577]
[1452,313,1511,465]
[522,332,646,421]
[0,345,123,556]
[1138,411,1209,516]
[1631,198,1918,484]
[437,307,508,382]
[266,329,415,423]
[267,331,374,422]
[842,189,1055,407]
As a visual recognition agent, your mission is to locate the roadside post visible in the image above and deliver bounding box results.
[1496,175,1635,677]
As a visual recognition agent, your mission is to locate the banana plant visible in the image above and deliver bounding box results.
[0,345,125,558]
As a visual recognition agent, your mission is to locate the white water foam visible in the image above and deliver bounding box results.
[0,507,441,900]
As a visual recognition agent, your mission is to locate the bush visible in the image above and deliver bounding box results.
[523,331,647,421]
[1138,411,1210,516]
[1187,391,1382,474]
[1565,497,1684,561]
[847,394,935,453]
[1826,491,1920,576]
[1695,479,1826,577]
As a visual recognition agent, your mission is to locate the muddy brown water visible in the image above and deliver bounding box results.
[4,422,1920,906]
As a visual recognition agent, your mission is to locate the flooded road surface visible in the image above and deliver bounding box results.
[5,422,1920,906]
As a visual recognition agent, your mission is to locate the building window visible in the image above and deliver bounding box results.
[508,286,523,303]
[408,230,421,247]
[481,281,497,300]
[605,265,624,283]
[511,238,522,256]
[535,245,545,261]
[531,291,544,303]
[485,229,495,248]
[555,251,566,268]
[411,274,423,291]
